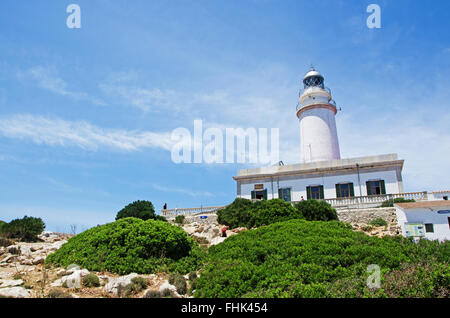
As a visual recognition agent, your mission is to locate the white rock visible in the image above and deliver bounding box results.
[0,247,5,256]
[20,246,33,256]
[0,287,30,298]
[52,269,90,288]
[158,281,181,298]
[0,279,24,287]
[104,273,139,295]
[209,237,227,246]
[21,259,33,266]
[47,240,67,252]
[32,256,45,265]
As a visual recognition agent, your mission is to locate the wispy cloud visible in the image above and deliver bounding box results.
[152,183,214,197]
[20,66,106,106]
[0,114,174,152]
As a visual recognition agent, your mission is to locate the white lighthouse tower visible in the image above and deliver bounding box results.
[296,68,341,163]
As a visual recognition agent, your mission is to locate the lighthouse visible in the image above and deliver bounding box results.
[296,68,341,163]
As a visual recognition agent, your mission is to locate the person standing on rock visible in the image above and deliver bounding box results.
[221,226,228,238]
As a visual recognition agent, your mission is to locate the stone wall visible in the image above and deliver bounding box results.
[337,207,398,225]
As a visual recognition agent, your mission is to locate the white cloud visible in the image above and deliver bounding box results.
[21,66,106,106]
[0,114,174,152]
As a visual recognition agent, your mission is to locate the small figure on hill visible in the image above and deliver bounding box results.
[300,196,305,201]
[221,226,229,238]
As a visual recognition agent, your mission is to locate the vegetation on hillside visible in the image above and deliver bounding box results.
[0,216,45,242]
[217,198,337,229]
[46,217,205,275]
[194,219,449,298]
[115,200,166,222]
[381,197,415,207]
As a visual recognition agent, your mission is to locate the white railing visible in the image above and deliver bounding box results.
[161,191,430,217]
[161,206,225,218]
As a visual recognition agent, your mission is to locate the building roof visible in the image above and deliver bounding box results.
[395,200,450,210]
[233,153,404,181]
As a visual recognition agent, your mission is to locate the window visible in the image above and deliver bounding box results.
[366,180,386,195]
[425,223,434,233]
[251,189,267,200]
[278,188,291,202]
[336,183,355,198]
[306,185,324,200]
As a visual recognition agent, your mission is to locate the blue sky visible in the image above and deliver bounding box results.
[0,0,449,232]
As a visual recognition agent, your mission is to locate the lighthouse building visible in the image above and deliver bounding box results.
[233,68,405,205]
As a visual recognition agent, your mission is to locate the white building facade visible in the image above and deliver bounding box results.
[395,201,450,242]
[233,68,405,203]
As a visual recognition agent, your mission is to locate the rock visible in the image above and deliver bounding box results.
[32,256,45,265]
[209,237,227,246]
[46,240,67,252]
[0,287,30,298]
[20,259,33,266]
[52,269,90,288]
[0,247,5,256]
[0,279,24,288]
[158,281,181,298]
[20,246,33,257]
[1,254,17,264]
[56,269,68,276]
[104,273,139,295]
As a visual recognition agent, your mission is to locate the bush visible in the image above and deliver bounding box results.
[294,200,338,221]
[82,273,100,288]
[194,219,450,298]
[0,216,45,242]
[0,237,14,247]
[144,289,161,298]
[370,218,388,227]
[169,273,187,295]
[217,198,254,228]
[0,220,6,232]
[116,200,166,222]
[175,215,185,225]
[381,198,415,208]
[47,289,73,298]
[46,218,205,275]
[217,198,303,229]
[121,277,148,296]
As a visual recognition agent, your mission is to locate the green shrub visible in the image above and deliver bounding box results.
[116,200,166,222]
[161,288,174,298]
[169,273,187,295]
[144,289,161,298]
[46,218,205,275]
[82,273,100,288]
[194,219,450,298]
[294,200,338,221]
[0,237,14,247]
[121,277,148,296]
[381,197,415,208]
[370,218,388,227]
[217,198,254,228]
[175,215,185,225]
[47,289,73,298]
[1,216,45,242]
[217,198,303,229]
[0,220,6,232]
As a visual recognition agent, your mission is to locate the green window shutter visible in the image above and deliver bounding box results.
[278,188,282,200]
[287,189,291,202]
[319,186,324,200]
[251,191,256,199]
[380,180,386,195]
[306,186,312,200]
[350,183,355,197]
[263,189,268,200]
[335,184,341,198]
[366,181,372,196]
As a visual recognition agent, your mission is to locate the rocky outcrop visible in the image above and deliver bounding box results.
[0,286,30,298]
[104,273,139,295]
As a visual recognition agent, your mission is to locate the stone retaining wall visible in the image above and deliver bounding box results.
[337,207,397,225]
